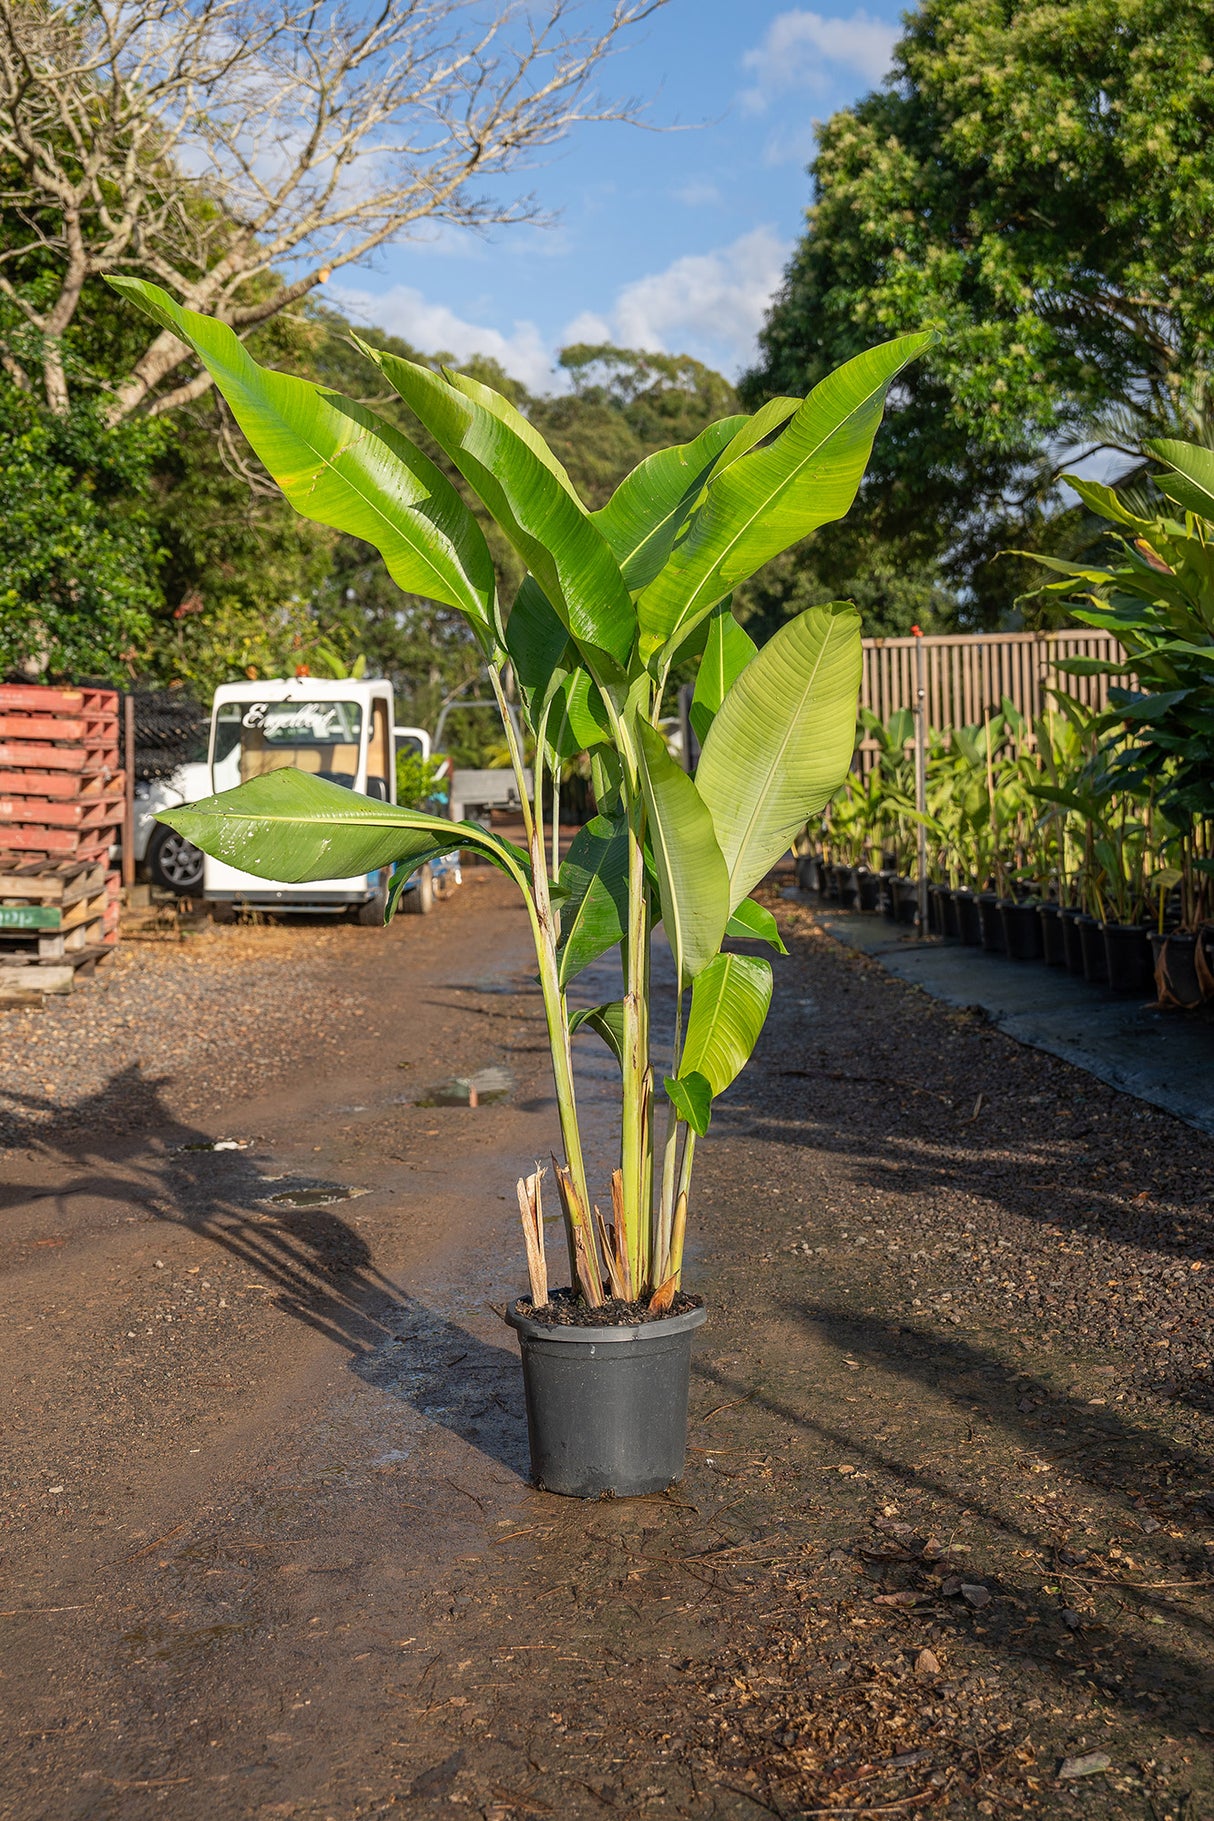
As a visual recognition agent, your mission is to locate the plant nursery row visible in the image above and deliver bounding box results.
[801,436,1214,1013]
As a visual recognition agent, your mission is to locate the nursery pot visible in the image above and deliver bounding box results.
[926,883,947,936]
[1102,923,1154,996]
[1038,902,1067,968]
[941,887,961,940]
[1149,931,1204,1009]
[977,891,1005,953]
[505,1300,708,1498]
[795,854,820,892]
[999,898,1043,961]
[857,868,881,912]
[823,863,840,901]
[880,872,898,921]
[836,865,859,909]
[894,876,919,925]
[1077,914,1109,984]
[955,888,982,945]
[1059,906,1086,975]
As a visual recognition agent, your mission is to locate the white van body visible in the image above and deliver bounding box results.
[204,678,407,913]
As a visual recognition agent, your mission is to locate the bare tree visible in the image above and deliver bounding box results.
[0,0,668,420]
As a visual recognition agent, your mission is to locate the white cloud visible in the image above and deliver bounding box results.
[576,227,790,377]
[672,178,723,208]
[328,280,556,392]
[741,8,898,110]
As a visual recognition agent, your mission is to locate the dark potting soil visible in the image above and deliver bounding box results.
[517,1285,704,1327]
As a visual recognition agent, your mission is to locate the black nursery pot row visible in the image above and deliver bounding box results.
[799,857,1211,1006]
[931,886,1210,1004]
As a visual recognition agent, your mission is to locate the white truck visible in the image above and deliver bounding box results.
[138,677,440,916]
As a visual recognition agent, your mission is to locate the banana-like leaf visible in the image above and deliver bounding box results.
[638,331,932,656]
[1144,438,1214,520]
[366,345,636,670]
[663,1070,712,1136]
[107,278,497,644]
[678,953,773,1097]
[548,671,612,761]
[636,720,730,983]
[724,897,788,953]
[157,769,526,886]
[696,602,862,908]
[505,575,573,696]
[445,366,581,500]
[592,416,745,592]
[690,601,757,744]
[556,814,630,986]
[703,394,800,479]
[569,1000,625,1068]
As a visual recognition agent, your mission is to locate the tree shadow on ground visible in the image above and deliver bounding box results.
[1,1064,529,1480]
[689,1299,1214,1731]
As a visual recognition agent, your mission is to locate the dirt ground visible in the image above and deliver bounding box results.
[1,869,1211,1821]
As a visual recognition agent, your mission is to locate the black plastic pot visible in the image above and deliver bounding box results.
[926,883,945,936]
[795,854,819,892]
[1059,906,1086,975]
[977,891,1005,953]
[823,863,840,901]
[1103,922,1154,995]
[941,887,961,939]
[880,872,898,921]
[1078,913,1109,984]
[836,865,859,909]
[894,877,919,926]
[1000,898,1044,960]
[1149,931,1204,1009]
[955,889,982,946]
[1039,902,1067,967]
[857,868,881,912]
[505,1299,708,1498]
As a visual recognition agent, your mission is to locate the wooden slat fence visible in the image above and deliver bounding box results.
[857,629,1126,771]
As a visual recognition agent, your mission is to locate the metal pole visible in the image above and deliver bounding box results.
[913,627,928,936]
[121,693,135,891]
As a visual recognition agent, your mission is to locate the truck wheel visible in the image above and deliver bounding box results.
[148,824,204,894]
[357,871,391,926]
[402,862,434,915]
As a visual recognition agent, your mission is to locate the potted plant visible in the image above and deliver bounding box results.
[115,276,929,1497]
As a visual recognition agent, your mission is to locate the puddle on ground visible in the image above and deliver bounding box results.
[414,1065,513,1108]
[177,1138,252,1153]
[264,1185,369,1209]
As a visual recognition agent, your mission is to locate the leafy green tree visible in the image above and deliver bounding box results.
[743,0,1214,625]
[0,385,164,681]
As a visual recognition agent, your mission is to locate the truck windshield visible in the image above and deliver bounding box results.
[214,699,364,790]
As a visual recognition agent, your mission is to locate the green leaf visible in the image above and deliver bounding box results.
[636,720,730,982]
[725,897,788,953]
[637,331,933,656]
[696,602,863,908]
[157,769,526,887]
[366,345,636,670]
[678,953,773,1097]
[1144,438,1214,520]
[444,366,581,500]
[663,1071,712,1137]
[592,415,746,592]
[704,394,801,478]
[505,575,572,696]
[548,671,611,761]
[569,1000,626,1068]
[690,601,757,744]
[556,814,630,986]
[106,278,497,643]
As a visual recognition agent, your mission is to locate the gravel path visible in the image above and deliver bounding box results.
[0,878,1210,1819]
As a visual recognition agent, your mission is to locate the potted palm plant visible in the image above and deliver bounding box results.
[113,276,929,1498]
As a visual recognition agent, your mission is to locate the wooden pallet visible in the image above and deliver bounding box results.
[0,856,119,973]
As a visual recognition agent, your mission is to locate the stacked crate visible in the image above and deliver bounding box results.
[0,684,124,983]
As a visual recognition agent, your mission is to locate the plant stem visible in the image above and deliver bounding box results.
[620,789,650,1293]
[669,1126,696,1286]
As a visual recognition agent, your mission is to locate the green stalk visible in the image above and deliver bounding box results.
[620,787,650,1293]
[668,1126,697,1286]
[655,984,684,1281]
[489,664,597,1295]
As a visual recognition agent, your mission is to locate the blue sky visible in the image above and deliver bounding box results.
[331,3,906,392]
